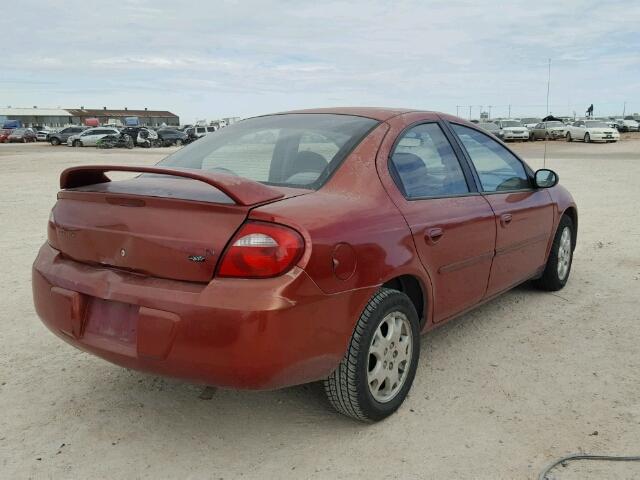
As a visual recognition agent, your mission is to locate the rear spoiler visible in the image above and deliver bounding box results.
[60,165,284,206]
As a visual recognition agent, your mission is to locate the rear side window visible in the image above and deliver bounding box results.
[158,114,379,189]
[451,124,530,192]
[390,123,469,198]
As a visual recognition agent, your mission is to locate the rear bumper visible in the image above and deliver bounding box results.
[32,243,375,390]
[589,132,619,141]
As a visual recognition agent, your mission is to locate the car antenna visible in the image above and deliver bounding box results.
[544,58,551,168]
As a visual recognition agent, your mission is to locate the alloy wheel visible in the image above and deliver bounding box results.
[557,227,572,281]
[367,311,413,403]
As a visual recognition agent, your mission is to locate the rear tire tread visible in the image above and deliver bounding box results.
[323,288,397,422]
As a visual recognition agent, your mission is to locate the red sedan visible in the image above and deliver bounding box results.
[8,128,37,143]
[32,108,577,421]
[0,129,13,143]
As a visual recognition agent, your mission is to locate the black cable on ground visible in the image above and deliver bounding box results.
[539,453,640,480]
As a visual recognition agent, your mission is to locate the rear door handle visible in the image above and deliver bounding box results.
[425,227,444,244]
[500,213,513,227]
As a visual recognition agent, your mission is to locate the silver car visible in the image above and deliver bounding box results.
[67,127,120,147]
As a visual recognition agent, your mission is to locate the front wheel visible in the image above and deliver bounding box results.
[324,288,420,422]
[584,133,591,143]
[534,215,574,291]
[566,132,572,142]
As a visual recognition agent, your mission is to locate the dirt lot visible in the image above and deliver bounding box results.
[1,137,639,479]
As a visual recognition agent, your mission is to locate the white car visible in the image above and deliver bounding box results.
[67,127,120,147]
[520,118,541,129]
[494,120,529,141]
[36,130,53,142]
[619,119,639,132]
[564,120,620,143]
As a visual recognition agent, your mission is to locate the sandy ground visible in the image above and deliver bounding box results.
[1,137,639,479]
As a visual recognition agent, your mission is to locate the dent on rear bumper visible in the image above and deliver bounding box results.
[32,243,376,390]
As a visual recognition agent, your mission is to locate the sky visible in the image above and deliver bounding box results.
[1,0,639,123]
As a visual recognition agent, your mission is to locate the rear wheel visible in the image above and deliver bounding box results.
[584,133,591,143]
[73,140,82,147]
[50,137,60,146]
[534,215,574,291]
[566,132,572,142]
[323,288,420,422]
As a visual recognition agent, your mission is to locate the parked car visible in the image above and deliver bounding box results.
[8,128,37,143]
[618,118,639,132]
[564,120,620,143]
[48,126,86,146]
[157,128,189,146]
[478,122,502,138]
[520,118,541,129]
[494,120,529,141]
[33,108,577,422]
[529,121,566,141]
[0,129,13,143]
[36,130,53,141]
[67,127,121,147]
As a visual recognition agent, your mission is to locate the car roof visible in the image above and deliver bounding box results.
[273,107,420,121]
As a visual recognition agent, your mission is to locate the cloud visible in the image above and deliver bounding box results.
[2,0,639,121]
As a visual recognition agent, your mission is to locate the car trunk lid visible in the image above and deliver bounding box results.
[49,165,306,283]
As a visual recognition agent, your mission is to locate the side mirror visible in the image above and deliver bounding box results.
[534,169,558,188]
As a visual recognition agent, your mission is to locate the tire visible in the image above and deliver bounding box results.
[73,140,81,147]
[584,133,590,143]
[323,288,420,422]
[566,132,572,142]
[545,132,550,141]
[175,139,183,147]
[50,137,60,146]
[534,215,574,291]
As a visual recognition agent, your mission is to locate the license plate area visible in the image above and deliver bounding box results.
[83,297,138,355]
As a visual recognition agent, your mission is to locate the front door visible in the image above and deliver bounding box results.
[450,123,554,296]
[385,121,496,322]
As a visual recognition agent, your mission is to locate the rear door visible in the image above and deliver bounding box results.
[383,119,496,322]
[449,123,554,296]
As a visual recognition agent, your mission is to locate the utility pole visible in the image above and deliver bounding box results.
[546,58,551,116]
[488,105,492,119]
[469,105,472,120]
[508,104,511,118]
[456,105,460,117]
[623,101,626,117]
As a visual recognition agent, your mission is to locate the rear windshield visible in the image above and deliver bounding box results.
[501,121,523,127]
[585,121,609,128]
[158,113,379,189]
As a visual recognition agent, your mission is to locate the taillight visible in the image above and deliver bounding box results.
[217,221,304,278]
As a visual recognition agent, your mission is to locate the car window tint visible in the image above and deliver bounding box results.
[390,123,469,198]
[452,124,530,192]
[298,131,340,163]
[160,114,378,189]
[201,129,279,181]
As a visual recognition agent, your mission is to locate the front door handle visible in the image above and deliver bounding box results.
[425,227,444,244]
[500,213,513,227]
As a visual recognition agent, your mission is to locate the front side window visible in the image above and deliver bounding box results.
[389,123,469,198]
[158,114,379,189]
[451,124,530,192]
